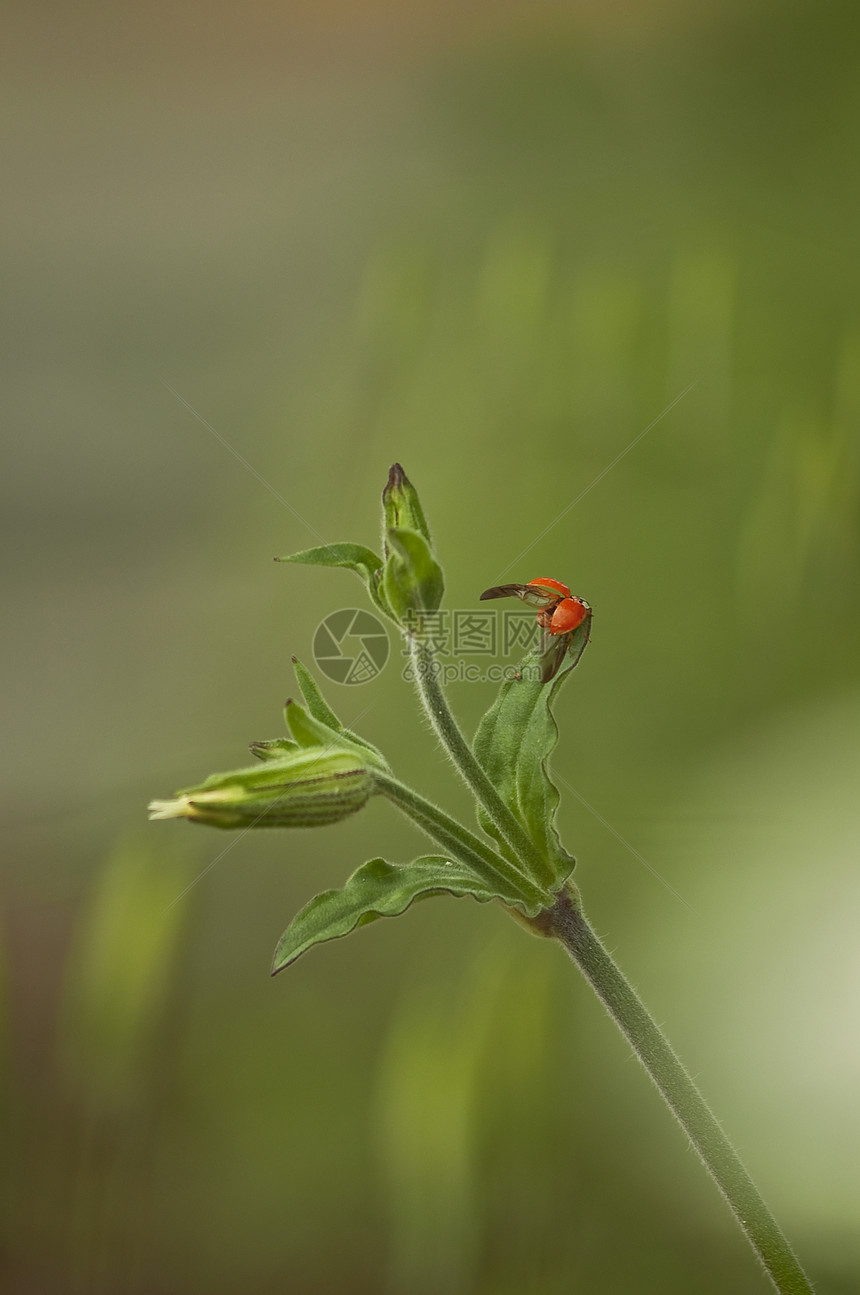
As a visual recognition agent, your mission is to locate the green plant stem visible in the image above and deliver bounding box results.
[547,889,814,1295]
[374,770,549,912]
[407,636,554,886]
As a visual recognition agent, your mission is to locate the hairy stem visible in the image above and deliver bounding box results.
[547,890,814,1295]
[407,636,554,886]
[374,771,549,912]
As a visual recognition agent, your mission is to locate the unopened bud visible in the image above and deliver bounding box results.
[382,463,433,551]
[149,748,374,830]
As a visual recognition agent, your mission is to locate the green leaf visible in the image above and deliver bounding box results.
[275,541,382,582]
[284,698,390,773]
[291,656,387,763]
[275,542,391,617]
[249,738,300,761]
[472,647,577,890]
[290,656,342,729]
[272,856,506,972]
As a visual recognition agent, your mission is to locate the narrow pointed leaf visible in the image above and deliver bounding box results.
[473,647,578,889]
[272,856,507,972]
[275,542,382,583]
[275,542,391,617]
[284,699,390,773]
[291,656,342,729]
[291,656,386,762]
[249,738,300,761]
[284,698,339,748]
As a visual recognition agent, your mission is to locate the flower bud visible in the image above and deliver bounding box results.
[380,465,444,621]
[381,463,433,552]
[149,748,375,830]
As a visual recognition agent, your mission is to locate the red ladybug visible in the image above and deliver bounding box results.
[480,576,592,682]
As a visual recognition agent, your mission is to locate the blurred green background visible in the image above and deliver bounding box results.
[3,1,859,1291]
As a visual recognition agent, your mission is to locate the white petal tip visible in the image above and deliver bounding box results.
[148,797,190,821]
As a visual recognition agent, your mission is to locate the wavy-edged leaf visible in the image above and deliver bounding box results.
[272,855,506,972]
[473,645,581,890]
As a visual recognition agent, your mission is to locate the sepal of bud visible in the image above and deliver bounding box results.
[285,698,390,774]
[250,738,300,761]
[381,527,445,622]
[288,658,390,769]
[148,747,375,830]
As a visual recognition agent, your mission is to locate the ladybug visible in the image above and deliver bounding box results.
[480,576,592,683]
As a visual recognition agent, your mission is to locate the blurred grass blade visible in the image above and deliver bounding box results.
[374,942,558,1295]
[59,837,191,1103]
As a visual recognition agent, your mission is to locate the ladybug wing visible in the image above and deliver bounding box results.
[539,631,570,683]
[480,583,557,608]
[539,611,593,682]
[565,609,593,671]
